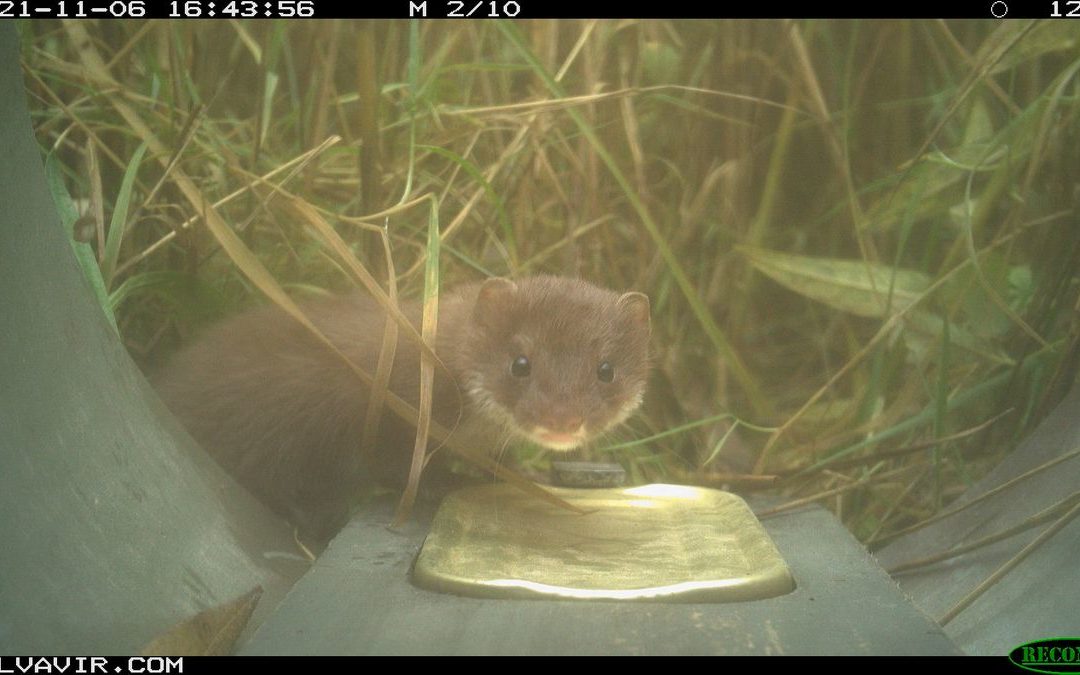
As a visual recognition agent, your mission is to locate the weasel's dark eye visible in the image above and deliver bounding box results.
[597,361,615,383]
[511,355,531,378]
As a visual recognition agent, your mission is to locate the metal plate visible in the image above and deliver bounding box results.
[412,483,795,602]
[550,461,626,488]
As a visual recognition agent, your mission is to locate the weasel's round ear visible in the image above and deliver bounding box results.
[474,277,518,328]
[617,291,651,335]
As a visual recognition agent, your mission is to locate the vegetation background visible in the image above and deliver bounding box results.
[19,19,1080,544]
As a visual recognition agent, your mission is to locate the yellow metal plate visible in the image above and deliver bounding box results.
[412,483,795,602]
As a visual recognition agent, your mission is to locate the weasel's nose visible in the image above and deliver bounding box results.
[539,413,584,434]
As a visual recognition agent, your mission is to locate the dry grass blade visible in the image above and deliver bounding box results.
[888,491,1080,575]
[359,227,399,470]
[115,137,341,277]
[21,64,127,170]
[59,23,352,360]
[126,103,205,230]
[938,498,1080,626]
[784,408,1013,477]
[281,195,451,379]
[56,24,433,458]
[498,21,771,419]
[868,445,1080,549]
[933,20,1021,115]
[394,199,440,526]
[908,21,1038,167]
[441,84,800,118]
[355,21,381,211]
[753,220,1042,474]
[757,464,923,519]
[670,468,779,490]
[27,20,1079,548]
[784,20,866,232]
[399,125,529,281]
[85,136,104,259]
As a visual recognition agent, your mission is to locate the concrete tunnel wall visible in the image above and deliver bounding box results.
[0,23,298,655]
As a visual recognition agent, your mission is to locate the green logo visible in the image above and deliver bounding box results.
[1010,639,1080,674]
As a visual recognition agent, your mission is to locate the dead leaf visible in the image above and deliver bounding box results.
[140,587,263,656]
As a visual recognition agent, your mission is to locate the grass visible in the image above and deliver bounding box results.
[19,19,1080,543]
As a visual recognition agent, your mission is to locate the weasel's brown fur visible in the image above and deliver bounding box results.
[154,276,650,538]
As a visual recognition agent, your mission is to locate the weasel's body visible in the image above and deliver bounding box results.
[154,276,650,538]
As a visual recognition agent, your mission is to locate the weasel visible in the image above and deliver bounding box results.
[154,275,651,539]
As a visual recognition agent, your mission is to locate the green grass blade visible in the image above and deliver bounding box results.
[100,141,148,288]
[497,21,771,418]
[417,143,516,260]
[45,151,118,333]
[396,196,442,525]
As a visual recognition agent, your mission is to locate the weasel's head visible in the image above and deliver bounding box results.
[459,276,651,451]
